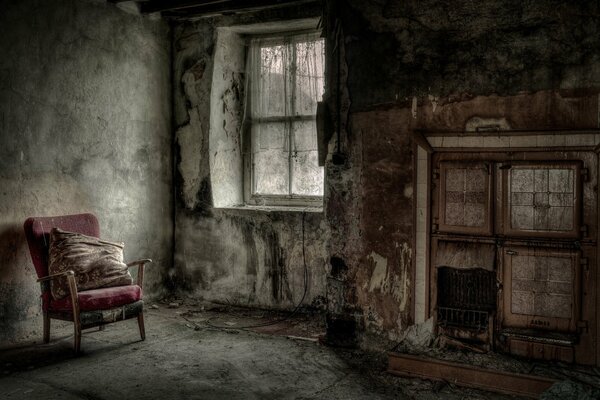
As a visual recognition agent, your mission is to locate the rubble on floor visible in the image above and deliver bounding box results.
[390,318,600,398]
[540,380,600,400]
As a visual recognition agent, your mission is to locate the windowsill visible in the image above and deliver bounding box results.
[216,204,323,213]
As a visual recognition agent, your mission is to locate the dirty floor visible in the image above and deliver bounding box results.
[0,304,522,400]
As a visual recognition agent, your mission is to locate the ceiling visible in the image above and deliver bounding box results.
[109,0,320,19]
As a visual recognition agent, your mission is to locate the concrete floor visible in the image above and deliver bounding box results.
[0,305,520,400]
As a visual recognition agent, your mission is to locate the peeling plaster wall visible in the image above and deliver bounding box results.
[209,28,245,208]
[173,5,329,310]
[0,0,172,344]
[342,109,415,339]
[323,0,600,344]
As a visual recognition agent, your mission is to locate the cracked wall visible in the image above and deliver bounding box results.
[172,5,329,310]
[0,0,172,344]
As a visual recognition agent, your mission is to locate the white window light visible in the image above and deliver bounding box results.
[243,31,325,207]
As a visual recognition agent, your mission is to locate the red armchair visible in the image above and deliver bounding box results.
[24,213,151,353]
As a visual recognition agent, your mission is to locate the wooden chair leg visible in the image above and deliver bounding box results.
[74,322,81,354]
[137,312,146,341]
[43,312,50,343]
[66,272,81,354]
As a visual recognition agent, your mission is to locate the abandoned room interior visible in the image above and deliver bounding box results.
[2,0,600,398]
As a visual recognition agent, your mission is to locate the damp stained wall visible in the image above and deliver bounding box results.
[0,0,172,345]
[172,5,329,310]
[322,0,600,343]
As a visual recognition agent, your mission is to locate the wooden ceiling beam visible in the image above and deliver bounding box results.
[139,0,229,14]
[153,0,318,18]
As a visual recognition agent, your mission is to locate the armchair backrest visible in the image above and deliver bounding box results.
[24,213,100,279]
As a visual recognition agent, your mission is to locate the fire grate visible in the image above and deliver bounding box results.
[437,267,496,330]
[437,267,496,311]
[437,307,489,329]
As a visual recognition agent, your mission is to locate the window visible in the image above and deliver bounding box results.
[244,32,325,206]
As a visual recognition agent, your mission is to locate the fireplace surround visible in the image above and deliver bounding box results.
[414,130,600,365]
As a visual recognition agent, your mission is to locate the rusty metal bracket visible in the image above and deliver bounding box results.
[580,257,589,272]
[580,167,589,182]
[577,320,589,334]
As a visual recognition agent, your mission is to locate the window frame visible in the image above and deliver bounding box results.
[242,30,325,208]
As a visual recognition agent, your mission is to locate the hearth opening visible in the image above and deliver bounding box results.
[437,267,496,330]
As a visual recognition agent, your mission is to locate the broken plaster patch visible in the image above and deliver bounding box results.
[367,251,388,292]
[182,60,209,107]
[427,94,439,113]
[397,317,434,350]
[396,242,411,312]
[411,96,418,119]
[177,108,204,209]
[366,243,412,310]
[465,116,511,132]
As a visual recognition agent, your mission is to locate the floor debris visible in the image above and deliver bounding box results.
[0,305,525,400]
[540,379,600,400]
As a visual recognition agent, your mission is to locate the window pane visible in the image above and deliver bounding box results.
[257,44,290,117]
[294,39,325,116]
[252,122,289,195]
[255,121,286,150]
[292,120,324,196]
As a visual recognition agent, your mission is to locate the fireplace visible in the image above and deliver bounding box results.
[437,267,496,330]
[422,137,598,365]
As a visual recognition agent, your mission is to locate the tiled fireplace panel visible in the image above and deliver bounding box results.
[511,253,573,319]
[503,247,578,332]
[505,163,581,238]
[439,162,492,235]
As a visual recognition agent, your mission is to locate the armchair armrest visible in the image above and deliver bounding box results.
[37,270,75,283]
[126,259,152,287]
[126,259,152,267]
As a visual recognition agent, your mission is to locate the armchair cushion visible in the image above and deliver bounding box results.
[49,285,142,312]
[49,228,132,300]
